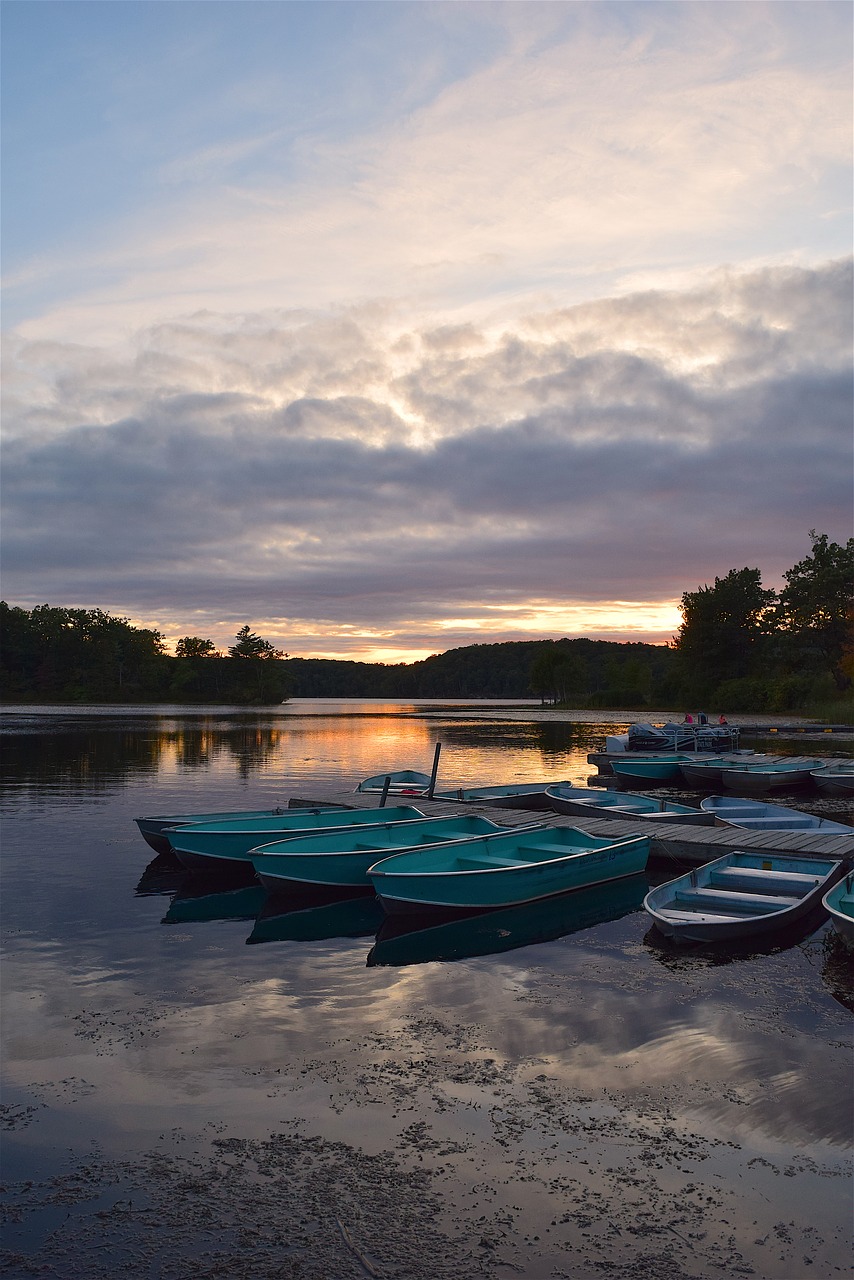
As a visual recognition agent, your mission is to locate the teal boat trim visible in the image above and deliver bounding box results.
[250,813,513,890]
[167,805,426,870]
[822,873,854,948]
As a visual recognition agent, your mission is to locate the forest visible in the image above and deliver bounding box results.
[2,532,851,712]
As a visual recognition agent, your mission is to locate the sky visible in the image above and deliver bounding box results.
[2,0,852,663]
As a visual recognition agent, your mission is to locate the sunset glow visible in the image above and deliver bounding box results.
[2,2,850,658]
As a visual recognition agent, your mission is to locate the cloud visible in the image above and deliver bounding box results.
[4,2,851,345]
[2,260,851,658]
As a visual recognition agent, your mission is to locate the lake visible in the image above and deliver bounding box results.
[1,701,852,1280]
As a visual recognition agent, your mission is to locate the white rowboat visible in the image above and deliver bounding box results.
[644,851,847,944]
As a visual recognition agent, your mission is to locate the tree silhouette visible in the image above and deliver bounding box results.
[228,625,284,659]
[175,636,217,658]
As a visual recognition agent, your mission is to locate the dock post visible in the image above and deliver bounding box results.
[427,742,442,799]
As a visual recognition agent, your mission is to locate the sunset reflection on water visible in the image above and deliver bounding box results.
[1,702,851,1279]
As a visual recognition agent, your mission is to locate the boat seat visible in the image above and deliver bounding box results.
[656,909,748,923]
[709,867,822,891]
[674,887,799,912]
[516,843,574,857]
[429,831,482,841]
[454,854,529,869]
[728,818,816,830]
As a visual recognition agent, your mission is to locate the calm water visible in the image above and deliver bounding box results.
[1,701,852,1280]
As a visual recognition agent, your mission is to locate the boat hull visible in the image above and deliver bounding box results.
[369,828,650,915]
[823,874,854,949]
[431,783,558,810]
[610,757,689,785]
[136,807,295,854]
[811,767,854,797]
[644,851,847,945]
[677,760,727,788]
[719,762,824,793]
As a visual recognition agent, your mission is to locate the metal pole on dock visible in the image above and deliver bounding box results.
[379,776,391,807]
[427,742,442,799]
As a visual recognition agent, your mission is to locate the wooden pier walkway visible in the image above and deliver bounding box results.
[290,788,854,868]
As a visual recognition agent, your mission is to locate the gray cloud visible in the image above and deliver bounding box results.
[2,261,851,654]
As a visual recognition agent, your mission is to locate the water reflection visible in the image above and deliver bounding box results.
[135,854,186,897]
[0,702,627,805]
[247,890,384,945]
[821,930,854,1013]
[163,883,268,925]
[3,699,852,1256]
[431,716,609,763]
[1,720,295,798]
[642,906,830,965]
[367,875,647,967]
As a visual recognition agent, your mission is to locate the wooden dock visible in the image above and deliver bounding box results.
[289,788,854,868]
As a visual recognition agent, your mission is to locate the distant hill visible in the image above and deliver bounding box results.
[284,637,677,705]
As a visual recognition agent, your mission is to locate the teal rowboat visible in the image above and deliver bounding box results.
[135,805,329,855]
[545,784,712,825]
[430,782,562,810]
[368,826,650,915]
[610,755,691,785]
[167,805,425,871]
[823,873,854,948]
[677,757,733,788]
[811,763,854,797]
[718,758,826,793]
[699,795,853,833]
[250,813,510,891]
[355,770,434,795]
[367,875,648,967]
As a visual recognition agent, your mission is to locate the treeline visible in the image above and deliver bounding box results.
[0,604,673,705]
[284,638,678,703]
[0,606,289,705]
[671,531,853,711]
[2,532,851,710]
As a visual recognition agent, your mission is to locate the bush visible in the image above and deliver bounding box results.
[765,674,833,712]
[712,678,772,712]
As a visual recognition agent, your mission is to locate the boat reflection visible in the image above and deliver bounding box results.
[247,887,385,945]
[821,929,854,1013]
[642,904,829,966]
[366,874,647,967]
[163,882,267,924]
[135,853,187,897]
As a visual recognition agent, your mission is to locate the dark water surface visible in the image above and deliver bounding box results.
[2,702,852,1279]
